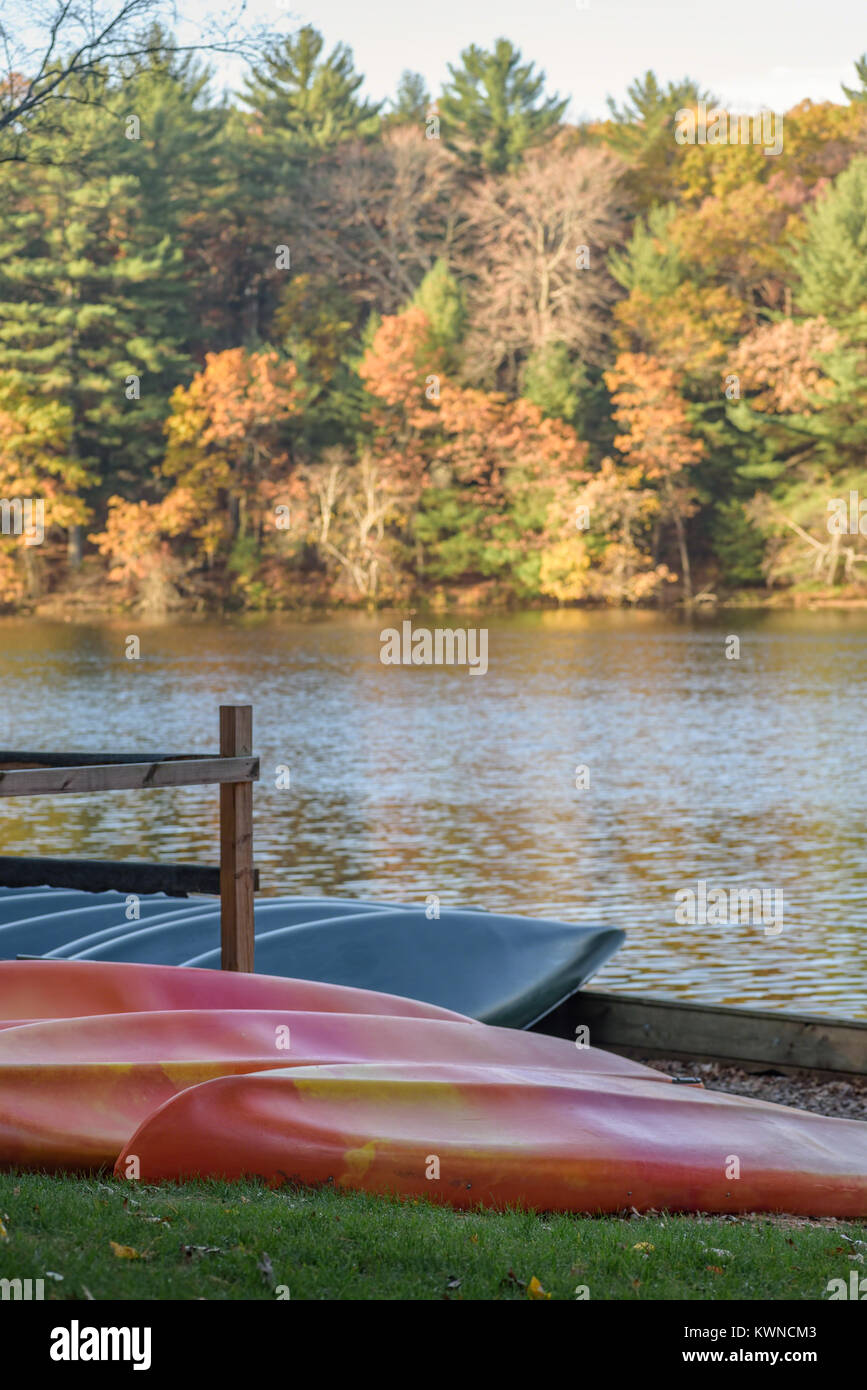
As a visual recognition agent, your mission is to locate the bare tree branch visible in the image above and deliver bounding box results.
[0,0,265,159]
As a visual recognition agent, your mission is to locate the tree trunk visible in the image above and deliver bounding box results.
[67,524,83,570]
[673,510,692,603]
[23,545,41,598]
[827,530,841,585]
[651,517,661,565]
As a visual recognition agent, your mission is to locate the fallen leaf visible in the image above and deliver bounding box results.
[258,1252,275,1288]
[109,1242,140,1260]
[708,1248,733,1259]
[446,1277,461,1289]
[0,1218,7,1240]
[470,1234,479,1244]
[44,1271,64,1281]
[180,1245,224,1259]
[527,1276,551,1300]
[706,1265,724,1275]
[501,1268,526,1290]
[633,1242,655,1252]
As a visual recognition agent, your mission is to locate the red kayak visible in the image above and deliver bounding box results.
[0,960,864,1215]
[0,959,472,1025]
[0,1006,653,1169]
[114,1060,867,1217]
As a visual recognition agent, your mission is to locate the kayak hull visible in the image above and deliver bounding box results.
[0,1007,647,1170]
[114,1061,867,1217]
[0,959,472,1025]
[0,960,863,1216]
[0,889,625,1027]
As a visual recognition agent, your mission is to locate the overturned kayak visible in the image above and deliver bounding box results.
[0,960,864,1216]
[0,1005,648,1170]
[0,888,624,1027]
[0,958,471,1025]
[116,1060,867,1217]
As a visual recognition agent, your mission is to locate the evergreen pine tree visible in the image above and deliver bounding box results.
[602,71,713,209]
[115,27,225,359]
[390,72,431,125]
[408,260,465,369]
[842,53,867,102]
[795,156,867,323]
[439,39,566,173]
[0,77,189,562]
[608,204,685,297]
[240,25,380,159]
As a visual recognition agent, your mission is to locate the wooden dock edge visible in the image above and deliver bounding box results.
[530,989,867,1079]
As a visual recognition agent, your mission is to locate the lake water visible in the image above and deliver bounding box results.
[1,609,865,1019]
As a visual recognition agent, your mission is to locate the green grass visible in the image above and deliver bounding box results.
[1,1173,864,1300]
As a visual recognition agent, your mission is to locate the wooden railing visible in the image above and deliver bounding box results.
[0,704,259,971]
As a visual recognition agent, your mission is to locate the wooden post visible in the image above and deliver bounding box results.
[219,705,255,972]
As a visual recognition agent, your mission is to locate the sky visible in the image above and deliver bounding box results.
[172,0,867,120]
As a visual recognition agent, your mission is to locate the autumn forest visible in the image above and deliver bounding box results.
[3,25,867,613]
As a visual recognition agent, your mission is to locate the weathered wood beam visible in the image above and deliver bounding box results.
[0,856,259,897]
[0,751,209,768]
[219,706,255,973]
[0,756,259,797]
[531,989,867,1078]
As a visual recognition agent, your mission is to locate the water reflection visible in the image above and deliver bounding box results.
[0,609,864,1018]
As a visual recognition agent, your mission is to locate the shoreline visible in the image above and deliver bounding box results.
[8,588,867,623]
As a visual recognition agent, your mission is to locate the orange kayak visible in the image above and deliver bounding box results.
[0,1007,652,1170]
[0,960,472,1026]
[115,1060,867,1216]
[0,961,864,1216]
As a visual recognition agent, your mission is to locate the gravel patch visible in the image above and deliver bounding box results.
[642,1058,867,1122]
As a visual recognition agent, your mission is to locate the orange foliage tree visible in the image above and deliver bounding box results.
[90,489,200,613]
[556,456,676,604]
[162,348,304,564]
[728,316,840,414]
[294,306,592,600]
[605,352,705,599]
[0,382,90,604]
